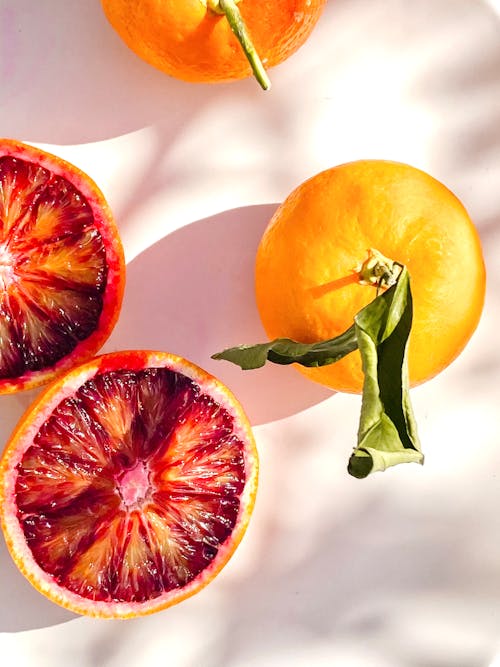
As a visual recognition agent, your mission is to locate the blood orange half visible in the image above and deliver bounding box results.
[0,350,258,619]
[0,138,125,393]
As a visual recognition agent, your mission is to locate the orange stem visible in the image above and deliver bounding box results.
[208,0,271,90]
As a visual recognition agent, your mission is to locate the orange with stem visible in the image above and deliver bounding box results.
[254,160,486,393]
[214,161,486,477]
[101,0,327,89]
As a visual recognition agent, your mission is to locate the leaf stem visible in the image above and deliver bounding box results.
[356,248,402,290]
[212,0,271,90]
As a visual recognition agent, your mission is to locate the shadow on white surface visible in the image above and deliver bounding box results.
[405,3,500,213]
[0,533,76,632]
[0,389,39,450]
[106,203,333,426]
[0,0,223,144]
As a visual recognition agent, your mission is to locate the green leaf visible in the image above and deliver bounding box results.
[348,267,423,478]
[212,264,423,480]
[211,325,358,370]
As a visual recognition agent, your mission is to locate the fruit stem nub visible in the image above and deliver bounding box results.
[208,0,271,90]
[356,248,402,293]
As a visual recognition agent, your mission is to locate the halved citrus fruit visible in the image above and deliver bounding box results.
[0,350,258,618]
[0,139,125,394]
[255,160,486,393]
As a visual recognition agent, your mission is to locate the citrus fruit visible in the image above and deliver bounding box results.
[101,0,327,89]
[0,138,125,394]
[0,350,258,618]
[255,160,486,393]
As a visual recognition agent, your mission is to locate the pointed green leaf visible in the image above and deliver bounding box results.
[348,267,423,478]
[211,325,358,370]
[212,264,424,480]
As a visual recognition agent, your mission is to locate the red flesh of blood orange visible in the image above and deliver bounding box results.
[0,139,125,393]
[0,351,258,618]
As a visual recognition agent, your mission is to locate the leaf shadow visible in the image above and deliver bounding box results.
[105,203,333,426]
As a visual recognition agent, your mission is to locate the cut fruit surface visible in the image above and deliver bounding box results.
[0,351,258,618]
[0,139,125,393]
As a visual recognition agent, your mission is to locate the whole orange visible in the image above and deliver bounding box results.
[101,0,327,88]
[255,160,486,393]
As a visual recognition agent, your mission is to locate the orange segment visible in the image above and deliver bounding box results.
[15,447,109,512]
[35,397,111,470]
[19,229,106,289]
[113,511,164,602]
[64,513,124,600]
[20,488,120,578]
[79,373,139,469]
[0,158,50,239]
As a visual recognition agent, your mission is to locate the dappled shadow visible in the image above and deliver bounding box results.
[105,204,333,426]
[206,393,500,667]
[406,0,500,226]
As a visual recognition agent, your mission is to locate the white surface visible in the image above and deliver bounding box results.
[1,0,500,665]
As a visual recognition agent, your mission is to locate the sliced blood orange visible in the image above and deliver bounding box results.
[0,350,258,618]
[0,139,125,393]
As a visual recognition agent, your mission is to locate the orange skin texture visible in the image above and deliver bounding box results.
[0,351,259,619]
[0,139,125,394]
[101,0,327,83]
[255,160,486,394]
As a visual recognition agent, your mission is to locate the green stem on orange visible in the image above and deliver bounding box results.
[212,250,423,479]
[356,248,402,291]
[207,0,271,90]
